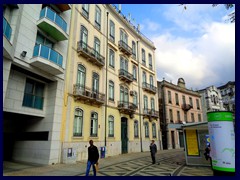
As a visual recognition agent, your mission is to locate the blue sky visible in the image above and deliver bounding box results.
[115,4,235,90]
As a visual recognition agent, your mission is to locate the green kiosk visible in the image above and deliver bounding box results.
[207,111,235,176]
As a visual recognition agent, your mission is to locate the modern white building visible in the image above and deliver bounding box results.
[3,4,71,165]
[197,85,225,121]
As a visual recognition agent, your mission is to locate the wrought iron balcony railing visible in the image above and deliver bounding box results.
[142,82,157,94]
[118,40,132,56]
[118,69,134,83]
[77,41,105,67]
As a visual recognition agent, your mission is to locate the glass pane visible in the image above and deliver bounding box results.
[23,94,34,107]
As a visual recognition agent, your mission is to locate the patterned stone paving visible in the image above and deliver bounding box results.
[95,152,188,176]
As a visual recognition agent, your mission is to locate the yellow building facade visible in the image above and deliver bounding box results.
[61,4,159,162]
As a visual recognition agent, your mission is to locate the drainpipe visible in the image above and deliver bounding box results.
[104,11,109,147]
[137,40,143,152]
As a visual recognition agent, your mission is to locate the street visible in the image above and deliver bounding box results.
[3,149,213,176]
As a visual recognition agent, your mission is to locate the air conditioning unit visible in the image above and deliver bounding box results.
[130,91,134,96]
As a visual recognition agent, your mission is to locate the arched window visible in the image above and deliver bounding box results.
[152,123,156,138]
[144,95,148,110]
[92,72,99,94]
[108,115,114,137]
[90,112,98,137]
[145,122,149,138]
[80,25,88,49]
[77,64,86,93]
[109,80,114,101]
[133,91,138,106]
[94,37,100,57]
[134,120,139,138]
[109,49,115,68]
[151,98,155,111]
[73,108,83,137]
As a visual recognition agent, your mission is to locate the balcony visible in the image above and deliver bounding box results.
[77,41,105,67]
[118,69,134,83]
[55,4,71,12]
[182,104,192,111]
[118,40,132,56]
[30,44,64,75]
[73,84,105,106]
[142,82,157,94]
[37,7,68,41]
[3,17,14,60]
[118,101,137,115]
[143,109,159,119]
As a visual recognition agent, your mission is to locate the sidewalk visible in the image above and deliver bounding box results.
[3,149,213,176]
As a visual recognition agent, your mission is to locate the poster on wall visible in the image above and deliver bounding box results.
[186,129,199,156]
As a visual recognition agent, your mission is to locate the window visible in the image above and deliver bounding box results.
[142,71,146,83]
[168,91,172,104]
[95,5,101,30]
[90,112,98,137]
[134,120,139,138]
[109,20,115,42]
[182,95,186,104]
[184,112,187,122]
[133,65,137,81]
[189,97,193,107]
[36,33,53,48]
[151,98,155,111]
[108,115,114,137]
[94,37,100,58]
[22,78,44,109]
[145,122,149,138]
[177,111,181,122]
[120,29,128,44]
[132,41,136,59]
[120,56,128,71]
[109,80,114,101]
[152,123,156,138]
[80,25,88,49]
[109,49,115,68]
[175,93,179,105]
[133,91,138,106]
[77,64,86,93]
[82,4,89,19]
[150,75,154,86]
[92,72,99,94]
[120,86,129,103]
[142,49,146,65]
[198,114,201,122]
[148,53,152,70]
[144,95,148,110]
[196,99,200,110]
[73,108,83,137]
[169,109,173,122]
[191,113,195,122]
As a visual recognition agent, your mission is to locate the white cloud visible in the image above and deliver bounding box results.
[153,22,235,89]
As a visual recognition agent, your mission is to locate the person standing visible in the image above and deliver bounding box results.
[85,140,99,176]
[150,140,157,164]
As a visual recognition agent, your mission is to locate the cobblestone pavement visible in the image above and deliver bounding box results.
[3,149,213,176]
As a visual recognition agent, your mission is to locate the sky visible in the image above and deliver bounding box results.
[116,4,235,90]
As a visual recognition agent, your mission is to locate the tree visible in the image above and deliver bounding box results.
[180,4,235,23]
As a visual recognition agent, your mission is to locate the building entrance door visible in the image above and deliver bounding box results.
[121,117,128,154]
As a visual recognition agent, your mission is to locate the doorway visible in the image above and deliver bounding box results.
[121,117,128,154]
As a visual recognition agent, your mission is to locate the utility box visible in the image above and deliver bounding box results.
[62,147,77,164]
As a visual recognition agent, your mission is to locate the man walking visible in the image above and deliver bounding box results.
[150,140,157,164]
[85,140,99,176]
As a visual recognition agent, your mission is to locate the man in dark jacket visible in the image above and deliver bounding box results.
[85,140,99,176]
[150,140,157,164]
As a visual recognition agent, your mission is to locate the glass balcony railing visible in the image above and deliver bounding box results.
[39,7,67,33]
[3,17,12,41]
[33,44,63,67]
